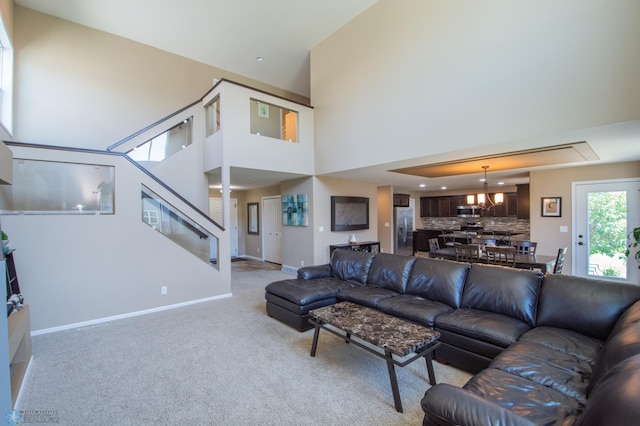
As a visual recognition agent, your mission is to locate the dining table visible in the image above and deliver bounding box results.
[428,247,557,274]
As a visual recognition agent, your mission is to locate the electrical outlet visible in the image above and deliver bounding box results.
[257,247,260,253]
[301,260,304,266]
[161,286,167,295]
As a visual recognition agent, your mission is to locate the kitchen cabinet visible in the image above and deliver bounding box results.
[517,184,530,219]
[420,191,528,218]
[413,229,442,253]
[393,193,410,207]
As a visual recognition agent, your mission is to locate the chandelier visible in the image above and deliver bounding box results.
[466,166,504,209]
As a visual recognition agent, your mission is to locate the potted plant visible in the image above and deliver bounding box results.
[626,227,640,269]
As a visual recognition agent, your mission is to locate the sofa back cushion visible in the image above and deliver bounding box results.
[406,258,469,308]
[460,264,542,327]
[330,249,376,285]
[587,322,640,395]
[366,253,416,293]
[577,354,640,426]
[608,299,640,339]
[537,275,640,340]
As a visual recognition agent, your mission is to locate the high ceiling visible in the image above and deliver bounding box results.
[15,0,640,193]
[15,0,377,99]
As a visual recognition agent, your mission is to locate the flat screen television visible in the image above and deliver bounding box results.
[331,196,369,231]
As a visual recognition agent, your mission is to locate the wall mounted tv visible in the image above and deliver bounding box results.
[331,196,369,231]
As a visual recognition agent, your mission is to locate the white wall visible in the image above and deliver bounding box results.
[13,7,308,150]
[312,177,378,265]
[2,146,229,331]
[310,0,640,174]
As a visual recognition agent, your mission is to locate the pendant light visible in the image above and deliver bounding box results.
[467,166,503,209]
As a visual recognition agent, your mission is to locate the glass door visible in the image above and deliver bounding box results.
[574,179,640,283]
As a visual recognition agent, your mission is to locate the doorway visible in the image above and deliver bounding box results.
[574,179,640,283]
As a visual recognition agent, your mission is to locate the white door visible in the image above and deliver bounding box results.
[574,179,640,283]
[209,197,238,258]
[262,196,282,264]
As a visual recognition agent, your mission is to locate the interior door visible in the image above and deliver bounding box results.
[262,196,282,264]
[574,179,640,283]
[209,197,238,258]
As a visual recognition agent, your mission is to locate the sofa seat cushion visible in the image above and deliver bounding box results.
[265,277,354,305]
[489,341,592,404]
[337,286,399,308]
[435,308,531,348]
[376,295,453,328]
[463,368,583,426]
[365,252,416,293]
[405,257,470,308]
[519,327,603,365]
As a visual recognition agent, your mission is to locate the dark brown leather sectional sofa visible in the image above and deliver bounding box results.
[264,249,640,425]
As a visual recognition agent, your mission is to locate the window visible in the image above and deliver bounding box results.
[0,13,14,139]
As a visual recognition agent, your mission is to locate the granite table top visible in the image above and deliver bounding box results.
[309,301,440,357]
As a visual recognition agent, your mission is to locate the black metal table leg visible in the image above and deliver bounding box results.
[385,349,403,413]
[310,323,321,357]
[424,351,437,385]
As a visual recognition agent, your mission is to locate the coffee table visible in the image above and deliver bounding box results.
[308,301,441,412]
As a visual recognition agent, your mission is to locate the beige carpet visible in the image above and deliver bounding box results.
[16,260,471,425]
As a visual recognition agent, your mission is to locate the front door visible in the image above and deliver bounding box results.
[574,179,640,283]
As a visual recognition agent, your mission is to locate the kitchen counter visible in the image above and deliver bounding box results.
[413,229,531,253]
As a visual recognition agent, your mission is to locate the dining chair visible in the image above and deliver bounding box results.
[512,241,537,255]
[493,230,512,246]
[455,244,481,263]
[485,246,517,267]
[440,229,458,247]
[428,238,441,251]
[552,247,568,274]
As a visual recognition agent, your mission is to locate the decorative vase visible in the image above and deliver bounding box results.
[349,234,357,244]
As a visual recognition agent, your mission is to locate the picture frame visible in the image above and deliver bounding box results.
[541,197,562,217]
[247,202,259,235]
[257,102,270,118]
[282,194,308,226]
[331,196,369,231]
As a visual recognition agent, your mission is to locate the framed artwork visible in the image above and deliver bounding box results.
[247,202,259,235]
[331,196,369,231]
[282,194,308,226]
[257,102,270,118]
[541,197,561,217]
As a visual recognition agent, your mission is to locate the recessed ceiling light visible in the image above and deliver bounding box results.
[419,184,426,188]
[256,56,264,62]
[498,181,505,185]
[441,186,447,190]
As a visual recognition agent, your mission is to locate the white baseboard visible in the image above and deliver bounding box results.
[31,293,233,336]
[281,264,298,274]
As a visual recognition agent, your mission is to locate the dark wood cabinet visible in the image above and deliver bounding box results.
[517,184,530,219]
[421,190,528,219]
[413,229,442,253]
[393,193,410,207]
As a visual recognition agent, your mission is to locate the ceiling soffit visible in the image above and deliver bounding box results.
[390,142,599,178]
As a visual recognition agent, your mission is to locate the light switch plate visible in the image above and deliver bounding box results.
[560,226,568,233]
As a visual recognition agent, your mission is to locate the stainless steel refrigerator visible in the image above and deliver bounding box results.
[394,203,414,256]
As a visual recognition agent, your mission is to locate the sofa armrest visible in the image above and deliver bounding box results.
[421,384,537,426]
[297,264,332,280]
